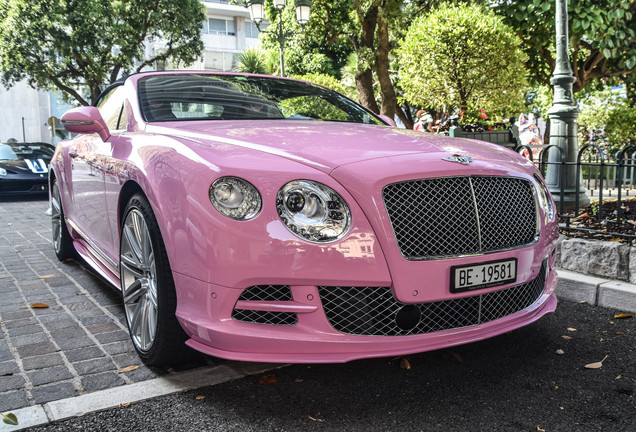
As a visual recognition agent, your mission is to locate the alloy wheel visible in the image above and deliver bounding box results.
[120,208,158,353]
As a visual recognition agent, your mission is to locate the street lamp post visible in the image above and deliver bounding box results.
[247,0,312,77]
[545,0,589,211]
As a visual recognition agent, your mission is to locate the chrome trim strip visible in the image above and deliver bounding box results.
[467,177,483,251]
[66,218,118,269]
[62,120,95,126]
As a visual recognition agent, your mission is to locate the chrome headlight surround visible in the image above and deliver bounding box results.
[209,176,262,220]
[535,175,555,221]
[277,180,351,243]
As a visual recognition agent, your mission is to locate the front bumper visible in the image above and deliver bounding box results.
[0,175,49,195]
[174,256,558,363]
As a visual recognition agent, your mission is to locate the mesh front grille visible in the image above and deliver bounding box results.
[231,285,297,325]
[382,176,537,259]
[236,285,293,301]
[318,262,546,336]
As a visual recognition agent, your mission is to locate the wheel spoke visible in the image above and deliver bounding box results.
[122,222,143,268]
[129,295,146,339]
[123,279,146,305]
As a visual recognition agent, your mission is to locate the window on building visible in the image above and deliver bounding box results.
[203,0,229,4]
[245,20,260,38]
[203,17,236,36]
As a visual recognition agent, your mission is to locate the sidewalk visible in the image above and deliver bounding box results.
[0,198,220,414]
[1,197,635,427]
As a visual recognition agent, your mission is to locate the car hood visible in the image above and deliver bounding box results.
[0,159,43,174]
[146,120,532,175]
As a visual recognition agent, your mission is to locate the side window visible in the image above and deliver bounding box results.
[97,86,127,131]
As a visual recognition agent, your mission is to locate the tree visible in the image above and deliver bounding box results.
[493,0,636,93]
[398,2,527,116]
[0,0,206,106]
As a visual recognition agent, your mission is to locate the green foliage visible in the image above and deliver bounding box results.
[398,2,527,114]
[0,0,205,105]
[237,48,273,75]
[605,102,636,149]
[493,0,636,92]
[577,87,634,155]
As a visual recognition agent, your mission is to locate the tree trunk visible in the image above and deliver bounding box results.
[375,15,396,119]
[352,1,379,114]
[355,70,380,113]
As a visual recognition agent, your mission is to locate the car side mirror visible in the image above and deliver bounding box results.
[61,106,111,141]
[377,114,396,127]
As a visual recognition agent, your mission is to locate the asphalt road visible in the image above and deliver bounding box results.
[27,300,635,432]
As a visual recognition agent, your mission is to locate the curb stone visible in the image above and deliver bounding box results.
[556,268,636,313]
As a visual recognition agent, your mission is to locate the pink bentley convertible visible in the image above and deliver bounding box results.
[50,71,559,366]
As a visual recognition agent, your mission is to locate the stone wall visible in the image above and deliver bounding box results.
[557,236,634,283]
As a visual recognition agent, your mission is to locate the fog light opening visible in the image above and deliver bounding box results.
[396,305,421,331]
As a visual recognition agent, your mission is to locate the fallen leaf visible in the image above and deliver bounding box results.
[566,327,577,332]
[119,403,131,408]
[74,387,84,392]
[561,335,573,340]
[610,321,616,325]
[615,375,622,380]
[295,378,304,383]
[441,351,464,363]
[578,300,588,304]
[118,365,139,374]
[556,349,565,355]
[585,355,608,369]
[575,213,592,220]
[259,374,279,384]
[39,274,56,279]
[616,332,625,335]
[307,414,324,423]
[537,425,546,431]
[614,313,632,319]
[2,413,18,426]
[30,303,49,308]
[400,357,411,370]
[195,396,205,400]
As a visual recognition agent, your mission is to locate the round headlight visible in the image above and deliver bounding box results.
[277,180,351,243]
[209,177,261,220]
[535,175,555,220]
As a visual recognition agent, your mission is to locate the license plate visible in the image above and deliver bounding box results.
[451,259,517,293]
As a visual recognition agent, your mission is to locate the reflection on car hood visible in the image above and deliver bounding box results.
[147,120,531,174]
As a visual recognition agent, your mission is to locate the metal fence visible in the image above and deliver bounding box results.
[517,143,636,245]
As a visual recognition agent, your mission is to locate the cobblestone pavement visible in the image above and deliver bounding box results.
[0,196,215,413]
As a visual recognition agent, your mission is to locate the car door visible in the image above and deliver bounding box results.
[69,86,127,263]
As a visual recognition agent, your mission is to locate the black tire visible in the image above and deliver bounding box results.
[51,181,77,261]
[119,194,191,366]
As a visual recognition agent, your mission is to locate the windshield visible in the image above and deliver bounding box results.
[0,143,55,161]
[137,74,384,125]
